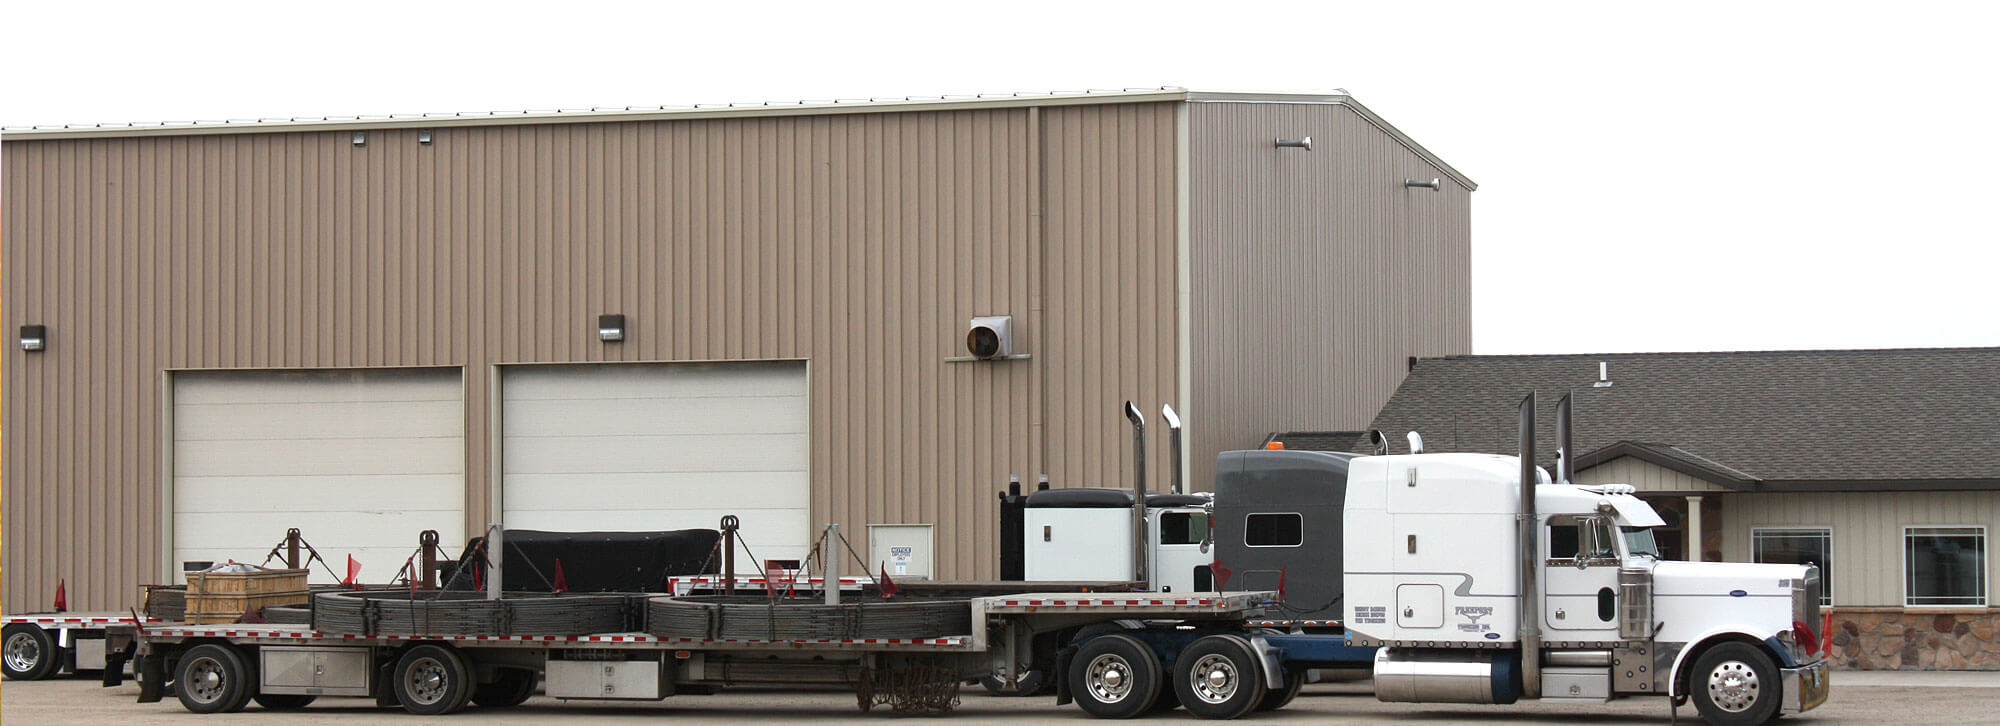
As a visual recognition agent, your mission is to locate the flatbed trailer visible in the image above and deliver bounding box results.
[114,589,1377,718]
[3,612,163,681]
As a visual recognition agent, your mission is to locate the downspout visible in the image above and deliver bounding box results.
[1518,392,1541,698]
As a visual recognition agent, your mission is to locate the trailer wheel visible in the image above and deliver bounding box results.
[473,668,538,707]
[1689,642,1781,726]
[1068,634,1163,718]
[1253,670,1306,711]
[253,693,318,710]
[394,645,475,715]
[2,624,59,681]
[1172,634,1266,720]
[176,644,255,713]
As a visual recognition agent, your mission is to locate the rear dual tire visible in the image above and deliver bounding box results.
[1172,634,1267,719]
[394,645,475,715]
[2,624,59,681]
[176,644,255,714]
[1069,634,1163,718]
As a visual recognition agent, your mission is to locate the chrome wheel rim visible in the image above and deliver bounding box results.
[1706,660,1761,713]
[1188,653,1240,704]
[185,656,227,704]
[404,656,451,706]
[4,632,41,673]
[1085,653,1134,703]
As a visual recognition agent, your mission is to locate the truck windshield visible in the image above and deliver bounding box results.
[1622,527,1660,558]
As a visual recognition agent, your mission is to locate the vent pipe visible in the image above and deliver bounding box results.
[1162,404,1184,495]
[1518,392,1542,698]
[1124,401,1149,587]
[1593,362,1612,387]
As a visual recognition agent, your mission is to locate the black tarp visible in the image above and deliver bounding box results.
[443,529,720,593]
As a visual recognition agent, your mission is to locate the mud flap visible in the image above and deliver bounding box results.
[101,651,129,687]
[374,660,401,707]
[135,653,166,703]
[1053,644,1077,706]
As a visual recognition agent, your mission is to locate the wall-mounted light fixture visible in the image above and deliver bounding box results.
[418,130,434,146]
[352,131,368,147]
[19,324,46,352]
[597,314,626,342]
[1275,136,1313,151]
[1404,177,1442,191]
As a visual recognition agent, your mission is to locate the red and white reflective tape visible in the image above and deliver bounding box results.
[144,628,967,647]
[996,598,1213,607]
[3,616,165,626]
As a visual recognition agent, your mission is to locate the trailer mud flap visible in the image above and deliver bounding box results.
[101,651,129,687]
[135,654,166,703]
[1053,644,1078,706]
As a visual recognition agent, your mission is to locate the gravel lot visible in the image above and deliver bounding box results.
[1,673,1986,725]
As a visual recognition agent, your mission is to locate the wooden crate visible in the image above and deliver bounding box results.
[185,568,309,624]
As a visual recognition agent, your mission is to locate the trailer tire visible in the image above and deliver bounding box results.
[253,693,318,710]
[979,668,1047,696]
[1172,634,1266,720]
[1254,670,1306,711]
[2,624,59,681]
[473,668,537,707]
[1068,634,1163,718]
[394,645,475,715]
[175,644,255,714]
[1689,642,1781,726]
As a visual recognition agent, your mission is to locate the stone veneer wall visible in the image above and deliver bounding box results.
[1830,609,2000,670]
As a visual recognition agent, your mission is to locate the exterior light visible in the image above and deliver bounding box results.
[598,314,626,342]
[418,130,434,145]
[19,325,45,352]
[352,131,367,147]
[1275,136,1313,150]
[1404,178,1442,191]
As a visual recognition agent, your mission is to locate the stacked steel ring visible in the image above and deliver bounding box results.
[314,590,635,637]
[646,595,972,641]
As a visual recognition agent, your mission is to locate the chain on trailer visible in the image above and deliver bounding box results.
[856,658,963,715]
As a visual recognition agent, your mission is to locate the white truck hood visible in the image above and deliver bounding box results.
[1652,560,1809,598]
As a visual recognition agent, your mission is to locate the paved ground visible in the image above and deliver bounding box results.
[4,673,1996,725]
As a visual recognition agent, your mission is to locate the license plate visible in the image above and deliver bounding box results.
[1799,663,1830,711]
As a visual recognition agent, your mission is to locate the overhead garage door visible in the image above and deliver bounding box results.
[502,362,810,563]
[173,369,465,585]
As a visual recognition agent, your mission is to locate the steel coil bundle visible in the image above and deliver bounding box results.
[314,591,637,636]
[646,595,972,641]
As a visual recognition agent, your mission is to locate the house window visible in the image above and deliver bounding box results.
[1244,513,1303,547]
[1753,528,1832,606]
[1905,527,1986,606]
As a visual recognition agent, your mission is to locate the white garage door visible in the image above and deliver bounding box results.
[173,369,465,585]
[502,362,810,563]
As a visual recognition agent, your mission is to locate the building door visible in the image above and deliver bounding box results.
[500,361,810,564]
[172,368,465,584]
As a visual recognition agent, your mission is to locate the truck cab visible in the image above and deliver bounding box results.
[1344,453,1829,725]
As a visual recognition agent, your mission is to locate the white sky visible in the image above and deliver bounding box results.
[6,1,1996,355]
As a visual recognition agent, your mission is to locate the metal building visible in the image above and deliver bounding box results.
[0,88,1473,611]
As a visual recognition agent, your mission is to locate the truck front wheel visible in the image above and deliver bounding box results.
[2,624,59,681]
[1689,642,1781,726]
[1172,634,1267,719]
[1068,634,1163,718]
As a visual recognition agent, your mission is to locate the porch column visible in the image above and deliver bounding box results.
[1685,495,1704,561]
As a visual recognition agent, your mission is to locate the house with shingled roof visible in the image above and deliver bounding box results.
[1353,347,2000,670]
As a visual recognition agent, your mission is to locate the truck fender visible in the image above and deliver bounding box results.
[1665,625,1784,700]
[1244,633,1286,691]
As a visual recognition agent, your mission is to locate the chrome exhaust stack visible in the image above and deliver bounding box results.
[1124,401,1149,586]
[1555,391,1574,485]
[1518,392,1541,698]
[1161,404,1184,495]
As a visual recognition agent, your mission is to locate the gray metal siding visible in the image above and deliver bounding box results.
[1,103,1184,610]
[1576,456,1727,493]
[1185,102,1471,489]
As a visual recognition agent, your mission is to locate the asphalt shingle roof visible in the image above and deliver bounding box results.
[1357,347,2000,489]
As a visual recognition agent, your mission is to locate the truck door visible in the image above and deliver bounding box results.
[1149,508,1209,593]
[1543,516,1621,635]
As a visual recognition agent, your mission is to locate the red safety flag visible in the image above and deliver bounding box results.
[1822,610,1835,659]
[552,558,569,593]
[473,559,484,591]
[53,580,68,613]
[1278,565,1288,601]
[343,555,362,589]
[878,565,899,599]
[1211,560,1232,591]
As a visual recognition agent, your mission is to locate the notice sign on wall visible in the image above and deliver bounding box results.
[891,546,913,575]
[868,524,933,580]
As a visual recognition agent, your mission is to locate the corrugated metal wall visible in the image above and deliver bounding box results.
[1185,102,1472,488]
[1576,456,1726,493]
[1725,491,2000,608]
[1,102,1184,610]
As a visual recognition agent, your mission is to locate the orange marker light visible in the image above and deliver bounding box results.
[1265,441,1285,450]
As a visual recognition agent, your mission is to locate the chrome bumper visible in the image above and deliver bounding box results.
[1781,659,1830,714]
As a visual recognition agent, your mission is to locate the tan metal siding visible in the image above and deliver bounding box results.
[1724,491,2000,607]
[1186,103,1471,488]
[2,105,1189,611]
[1575,456,1727,493]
